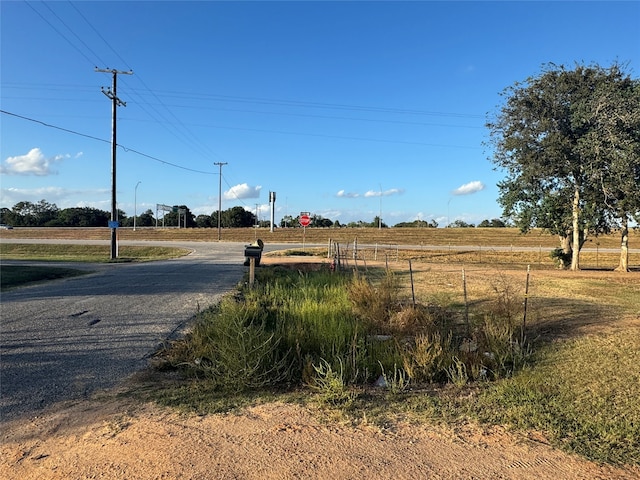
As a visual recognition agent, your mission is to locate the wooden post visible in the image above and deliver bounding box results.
[249,257,256,287]
[521,264,530,344]
[462,268,470,336]
[409,259,416,308]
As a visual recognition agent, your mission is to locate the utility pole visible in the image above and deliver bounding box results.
[214,162,227,241]
[96,67,133,259]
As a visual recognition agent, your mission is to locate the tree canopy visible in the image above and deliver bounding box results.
[487,62,640,270]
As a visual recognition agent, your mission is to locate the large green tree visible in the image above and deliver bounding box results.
[579,71,640,271]
[163,205,196,228]
[487,62,640,270]
[54,207,110,227]
[10,200,59,226]
[216,206,256,228]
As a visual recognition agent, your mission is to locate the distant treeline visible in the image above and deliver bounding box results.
[0,200,507,229]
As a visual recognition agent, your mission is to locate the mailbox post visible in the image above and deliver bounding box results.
[244,239,264,286]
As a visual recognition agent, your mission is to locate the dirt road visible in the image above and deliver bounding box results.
[2,383,638,480]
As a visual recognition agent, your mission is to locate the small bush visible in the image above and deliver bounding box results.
[379,362,410,395]
[309,358,358,407]
[401,332,452,383]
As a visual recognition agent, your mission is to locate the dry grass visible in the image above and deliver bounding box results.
[1,226,636,250]
[5,226,636,270]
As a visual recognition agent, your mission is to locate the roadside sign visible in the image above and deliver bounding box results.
[299,214,310,227]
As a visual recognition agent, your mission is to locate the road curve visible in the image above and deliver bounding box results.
[0,242,251,423]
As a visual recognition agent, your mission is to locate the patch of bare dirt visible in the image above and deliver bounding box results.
[2,387,638,480]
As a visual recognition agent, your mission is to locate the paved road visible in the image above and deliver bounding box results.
[0,241,263,423]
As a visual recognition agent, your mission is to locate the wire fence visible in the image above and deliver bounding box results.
[327,239,638,272]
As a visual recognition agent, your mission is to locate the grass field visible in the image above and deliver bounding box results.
[2,226,638,271]
[2,227,638,465]
[1,225,636,249]
[0,243,191,263]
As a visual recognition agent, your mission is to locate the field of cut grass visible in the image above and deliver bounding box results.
[1,226,636,250]
[0,243,191,262]
[3,226,637,271]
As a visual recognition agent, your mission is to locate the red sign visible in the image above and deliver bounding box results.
[299,214,311,227]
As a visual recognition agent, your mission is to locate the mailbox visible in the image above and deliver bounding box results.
[244,239,264,266]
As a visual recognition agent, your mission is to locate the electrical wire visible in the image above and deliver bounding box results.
[1,110,216,175]
[24,1,97,68]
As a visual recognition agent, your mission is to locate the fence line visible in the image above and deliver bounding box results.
[326,240,637,271]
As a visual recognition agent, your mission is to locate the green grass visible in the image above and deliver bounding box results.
[468,331,640,465]
[0,243,191,262]
[0,243,191,290]
[1,265,90,290]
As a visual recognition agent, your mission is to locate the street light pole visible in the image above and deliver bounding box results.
[134,181,141,231]
[379,183,382,230]
[214,162,227,241]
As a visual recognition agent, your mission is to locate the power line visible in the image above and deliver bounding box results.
[41,1,109,68]
[180,123,482,149]
[141,90,485,119]
[68,1,132,71]
[0,109,216,175]
[24,1,97,68]
[2,83,485,122]
[0,110,108,144]
[25,2,229,168]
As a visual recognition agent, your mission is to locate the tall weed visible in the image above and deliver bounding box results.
[187,298,290,392]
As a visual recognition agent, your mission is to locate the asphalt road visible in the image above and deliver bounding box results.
[0,241,267,423]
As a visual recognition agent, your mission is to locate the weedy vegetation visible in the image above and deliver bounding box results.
[152,260,640,466]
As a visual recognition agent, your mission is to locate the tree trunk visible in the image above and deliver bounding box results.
[615,218,629,272]
[571,187,581,271]
[558,234,572,269]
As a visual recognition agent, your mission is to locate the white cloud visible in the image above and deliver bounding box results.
[0,186,109,209]
[336,190,359,198]
[452,181,485,196]
[224,183,261,200]
[339,188,404,199]
[364,188,404,198]
[0,148,62,176]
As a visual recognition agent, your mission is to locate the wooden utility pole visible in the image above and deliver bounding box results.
[96,68,133,260]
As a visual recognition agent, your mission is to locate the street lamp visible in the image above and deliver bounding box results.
[379,183,382,230]
[134,181,141,231]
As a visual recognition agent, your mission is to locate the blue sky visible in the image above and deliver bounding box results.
[1,1,638,227]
